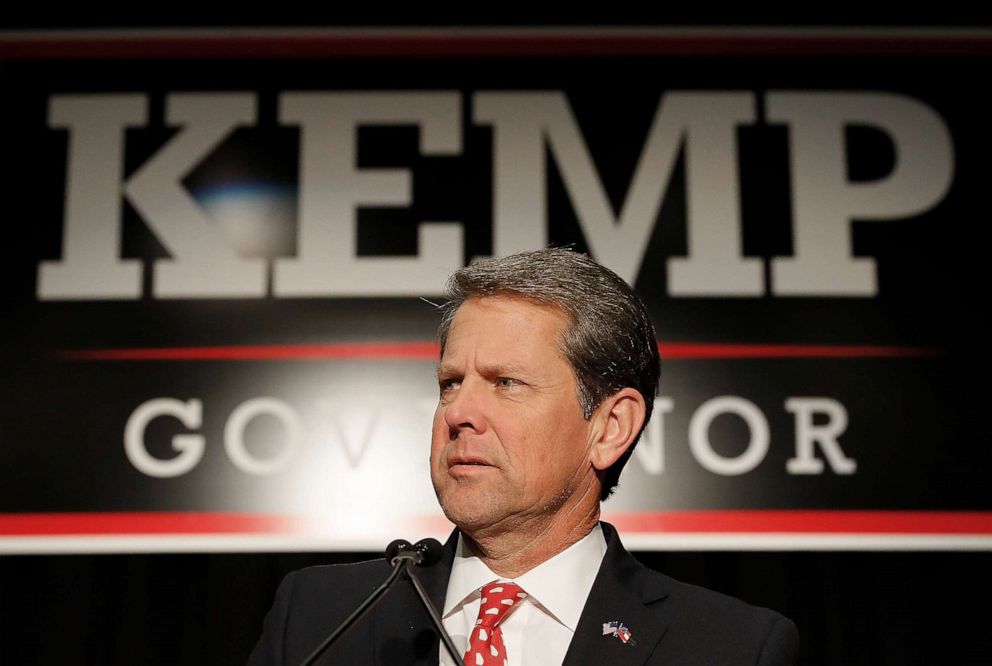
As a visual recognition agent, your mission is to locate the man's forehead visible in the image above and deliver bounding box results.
[446,295,569,340]
[438,296,571,365]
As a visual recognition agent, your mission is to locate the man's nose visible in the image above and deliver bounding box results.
[443,378,487,436]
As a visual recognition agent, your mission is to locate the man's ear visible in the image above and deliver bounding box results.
[588,388,647,471]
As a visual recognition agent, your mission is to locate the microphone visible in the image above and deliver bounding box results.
[417,538,444,567]
[385,538,412,563]
[298,537,464,666]
[387,538,444,567]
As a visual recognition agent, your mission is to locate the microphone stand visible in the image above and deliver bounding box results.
[298,540,465,666]
[403,559,464,666]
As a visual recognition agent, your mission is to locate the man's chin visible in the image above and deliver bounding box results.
[436,493,502,535]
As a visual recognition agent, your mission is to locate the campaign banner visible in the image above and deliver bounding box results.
[1,29,989,552]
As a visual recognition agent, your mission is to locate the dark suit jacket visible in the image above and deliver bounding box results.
[248,522,798,665]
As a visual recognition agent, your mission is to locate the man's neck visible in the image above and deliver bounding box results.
[461,503,601,578]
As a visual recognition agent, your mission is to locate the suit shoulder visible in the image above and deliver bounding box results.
[659,570,784,624]
[284,557,392,605]
[291,557,392,581]
[642,567,799,664]
[248,558,392,665]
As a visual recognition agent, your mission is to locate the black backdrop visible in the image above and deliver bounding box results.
[3,550,991,664]
[2,14,992,665]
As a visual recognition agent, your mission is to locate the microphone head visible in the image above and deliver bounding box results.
[385,538,412,564]
[414,538,444,567]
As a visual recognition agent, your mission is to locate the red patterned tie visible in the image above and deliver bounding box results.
[463,582,527,666]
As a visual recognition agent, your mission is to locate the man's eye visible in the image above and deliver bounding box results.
[439,378,460,392]
[496,377,519,388]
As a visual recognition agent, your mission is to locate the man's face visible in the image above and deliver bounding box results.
[430,295,598,535]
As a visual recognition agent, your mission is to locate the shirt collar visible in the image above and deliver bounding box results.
[443,523,607,632]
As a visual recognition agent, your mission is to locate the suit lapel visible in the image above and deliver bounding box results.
[562,523,671,666]
[372,531,458,666]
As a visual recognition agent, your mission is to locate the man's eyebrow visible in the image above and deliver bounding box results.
[436,363,460,378]
[478,363,527,377]
[437,362,529,379]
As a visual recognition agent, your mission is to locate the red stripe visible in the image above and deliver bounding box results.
[603,511,992,534]
[0,512,300,536]
[3,510,990,537]
[659,343,940,359]
[58,342,440,361]
[4,31,992,61]
[56,341,940,361]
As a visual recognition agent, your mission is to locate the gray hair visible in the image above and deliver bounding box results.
[437,248,660,500]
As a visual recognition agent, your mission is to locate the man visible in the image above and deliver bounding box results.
[249,249,799,665]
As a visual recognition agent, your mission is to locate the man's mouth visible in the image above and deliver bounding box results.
[448,456,495,472]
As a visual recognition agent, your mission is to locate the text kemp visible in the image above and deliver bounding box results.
[39,91,953,300]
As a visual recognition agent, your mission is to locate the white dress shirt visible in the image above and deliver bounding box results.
[439,523,607,666]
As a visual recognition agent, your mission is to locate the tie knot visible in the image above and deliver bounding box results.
[477,582,527,628]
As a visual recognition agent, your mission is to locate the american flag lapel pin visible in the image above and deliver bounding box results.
[601,620,636,646]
